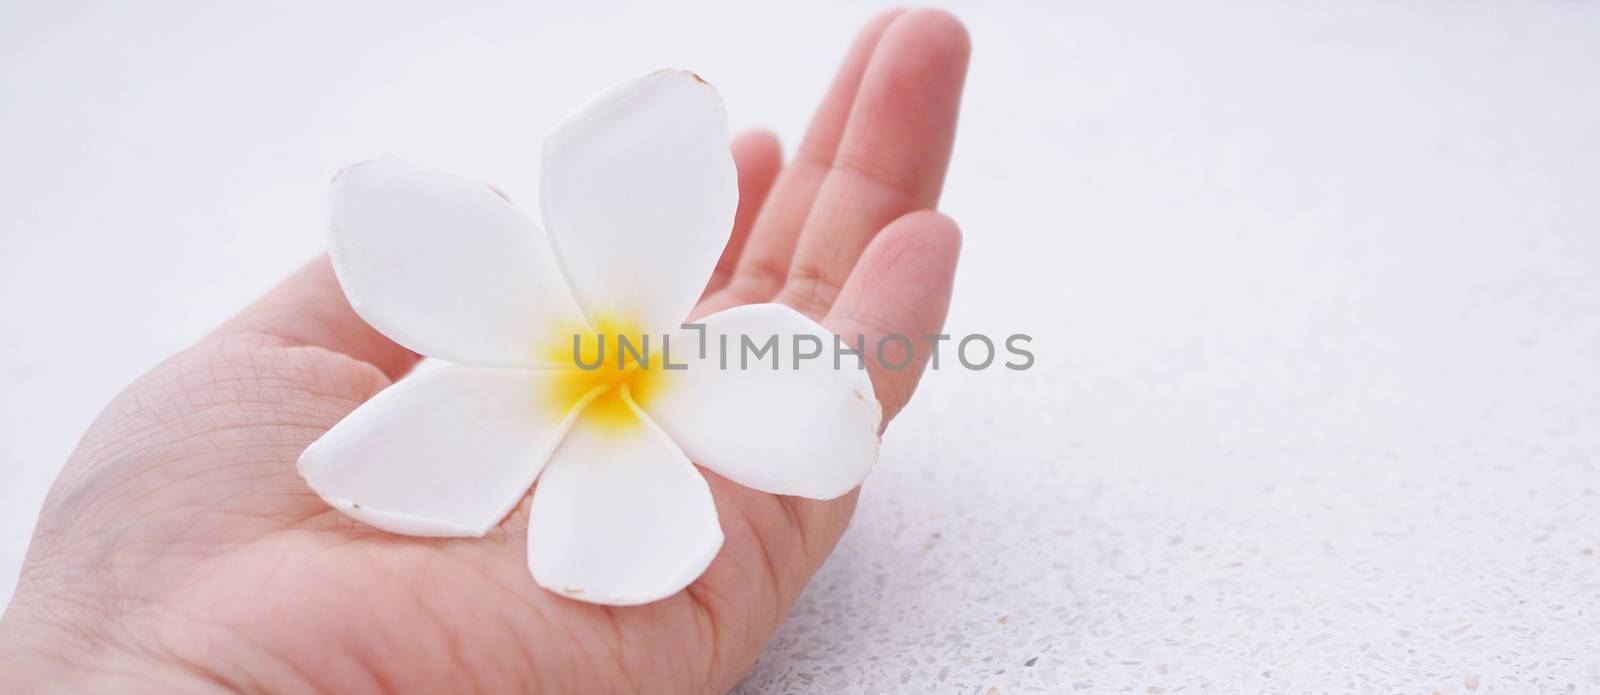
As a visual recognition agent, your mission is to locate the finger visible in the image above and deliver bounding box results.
[212,256,420,379]
[700,8,907,313]
[701,129,783,298]
[823,210,962,423]
[718,211,960,641]
[778,9,970,319]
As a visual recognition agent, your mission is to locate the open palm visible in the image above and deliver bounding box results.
[0,9,969,693]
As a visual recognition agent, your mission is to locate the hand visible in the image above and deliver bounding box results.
[0,9,969,693]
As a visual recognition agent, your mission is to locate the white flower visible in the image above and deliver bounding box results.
[297,70,882,606]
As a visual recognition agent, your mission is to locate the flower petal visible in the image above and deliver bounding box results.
[642,303,882,500]
[330,157,587,367]
[298,365,583,537]
[527,395,723,605]
[540,69,738,335]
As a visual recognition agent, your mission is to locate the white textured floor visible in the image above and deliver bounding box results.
[4,2,1598,693]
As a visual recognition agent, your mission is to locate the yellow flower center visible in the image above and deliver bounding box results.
[542,316,665,431]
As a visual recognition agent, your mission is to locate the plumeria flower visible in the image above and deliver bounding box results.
[297,70,882,606]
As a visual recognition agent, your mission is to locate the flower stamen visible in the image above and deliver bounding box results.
[543,316,664,430]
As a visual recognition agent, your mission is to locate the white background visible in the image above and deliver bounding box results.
[3,1,1598,692]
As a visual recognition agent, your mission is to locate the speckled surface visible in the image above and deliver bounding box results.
[3,3,1598,693]
[739,227,1600,686]
[740,271,1600,693]
[736,4,1600,689]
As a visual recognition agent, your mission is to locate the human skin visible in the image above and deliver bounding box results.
[0,8,969,693]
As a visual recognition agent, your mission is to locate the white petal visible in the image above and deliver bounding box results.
[330,157,588,367]
[298,365,584,537]
[642,303,882,500]
[540,70,738,335]
[528,396,723,605]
